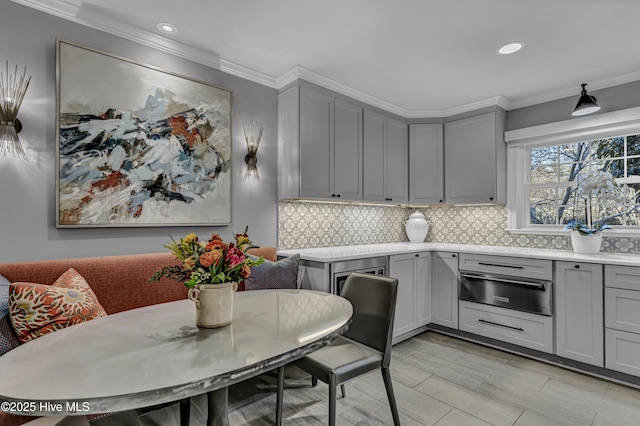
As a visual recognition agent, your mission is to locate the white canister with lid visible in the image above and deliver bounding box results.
[404,211,430,243]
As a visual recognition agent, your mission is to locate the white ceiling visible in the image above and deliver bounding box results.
[14,0,640,117]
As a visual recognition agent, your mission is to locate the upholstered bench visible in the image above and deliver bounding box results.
[0,247,277,426]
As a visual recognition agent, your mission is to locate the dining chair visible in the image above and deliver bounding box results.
[276,272,401,426]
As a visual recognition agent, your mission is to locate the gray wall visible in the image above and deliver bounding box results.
[0,2,278,262]
[507,80,640,130]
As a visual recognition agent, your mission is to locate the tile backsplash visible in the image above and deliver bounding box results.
[278,201,640,254]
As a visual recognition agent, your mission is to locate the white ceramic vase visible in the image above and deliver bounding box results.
[188,282,238,328]
[404,211,430,243]
[570,231,603,255]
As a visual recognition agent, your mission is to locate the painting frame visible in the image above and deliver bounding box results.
[55,39,232,228]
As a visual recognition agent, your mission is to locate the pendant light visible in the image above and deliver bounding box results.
[572,83,600,116]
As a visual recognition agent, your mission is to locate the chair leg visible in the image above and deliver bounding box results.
[276,366,285,426]
[340,384,346,398]
[311,376,318,387]
[381,368,401,426]
[329,374,337,426]
[179,398,190,426]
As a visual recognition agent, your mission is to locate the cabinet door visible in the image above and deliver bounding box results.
[385,118,408,203]
[300,88,334,198]
[555,261,604,367]
[409,124,444,204]
[431,252,459,329]
[363,110,386,202]
[389,253,417,338]
[415,252,431,326]
[334,100,363,200]
[445,112,496,203]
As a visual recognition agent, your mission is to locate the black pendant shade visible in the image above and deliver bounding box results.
[572,83,601,116]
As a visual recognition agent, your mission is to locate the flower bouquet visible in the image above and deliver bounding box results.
[149,227,264,288]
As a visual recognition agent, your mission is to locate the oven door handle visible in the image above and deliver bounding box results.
[460,273,546,290]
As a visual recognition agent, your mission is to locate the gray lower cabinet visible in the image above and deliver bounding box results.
[555,261,604,367]
[389,252,430,341]
[278,85,363,201]
[605,265,640,375]
[431,252,458,329]
[444,111,506,204]
[409,124,444,204]
[363,110,408,203]
[459,300,554,353]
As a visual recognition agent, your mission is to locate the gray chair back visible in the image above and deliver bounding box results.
[340,272,399,368]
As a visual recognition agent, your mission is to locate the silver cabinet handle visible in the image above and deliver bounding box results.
[478,262,524,269]
[478,319,524,332]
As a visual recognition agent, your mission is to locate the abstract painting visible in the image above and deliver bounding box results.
[56,40,232,227]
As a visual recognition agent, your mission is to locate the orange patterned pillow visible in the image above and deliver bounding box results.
[9,268,108,343]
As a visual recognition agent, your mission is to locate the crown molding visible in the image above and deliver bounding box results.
[11,0,640,119]
[278,66,511,118]
[508,69,640,111]
[219,60,278,89]
[13,0,221,69]
[277,65,409,117]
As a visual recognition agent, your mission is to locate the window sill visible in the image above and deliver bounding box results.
[506,228,640,237]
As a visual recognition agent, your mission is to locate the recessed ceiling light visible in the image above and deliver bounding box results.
[497,41,525,55]
[157,22,178,34]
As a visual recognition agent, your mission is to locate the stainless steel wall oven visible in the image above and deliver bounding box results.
[459,271,553,317]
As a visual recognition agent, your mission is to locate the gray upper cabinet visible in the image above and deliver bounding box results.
[300,88,334,199]
[363,110,408,203]
[278,85,363,201]
[444,111,506,204]
[409,124,444,204]
[334,99,363,200]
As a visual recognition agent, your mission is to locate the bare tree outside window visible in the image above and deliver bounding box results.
[528,135,640,227]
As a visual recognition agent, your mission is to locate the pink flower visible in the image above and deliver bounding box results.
[224,247,245,269]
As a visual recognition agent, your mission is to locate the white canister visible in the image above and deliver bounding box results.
[404,211,430,243]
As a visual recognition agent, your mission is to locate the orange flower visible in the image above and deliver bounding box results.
[240,264,251,278]
[200,250,222,268]
[210,234,223,241]
[206,240,227,251]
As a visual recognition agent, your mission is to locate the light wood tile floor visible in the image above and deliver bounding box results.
[93,331,640,425]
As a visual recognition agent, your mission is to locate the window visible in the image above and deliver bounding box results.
[505,107,640,234]
[528,136,640,227]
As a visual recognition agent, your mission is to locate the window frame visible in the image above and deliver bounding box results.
[505,106,640,235]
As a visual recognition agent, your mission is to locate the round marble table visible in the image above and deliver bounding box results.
[0,289,353,424]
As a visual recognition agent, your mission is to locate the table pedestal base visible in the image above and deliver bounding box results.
[207,387,229,426]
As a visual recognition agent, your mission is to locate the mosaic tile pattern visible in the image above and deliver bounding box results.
[278,201,640,254]
[278,202,406,249]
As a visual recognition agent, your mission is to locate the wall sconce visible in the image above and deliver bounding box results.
[0,61,31,160]
[243,121,263,181]
[572,83,600,117]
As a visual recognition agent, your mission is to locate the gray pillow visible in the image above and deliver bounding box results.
[0,274,9,319]
[244,254,300,291]
[0,274,20,356]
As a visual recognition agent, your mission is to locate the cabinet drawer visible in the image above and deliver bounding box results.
[605,329,640,376]
[605,265,640,290]
[605,287,640,334]
[458,253,552,281]
[459,300,553,353]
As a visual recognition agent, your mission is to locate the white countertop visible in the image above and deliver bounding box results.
[278,243,640,266]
